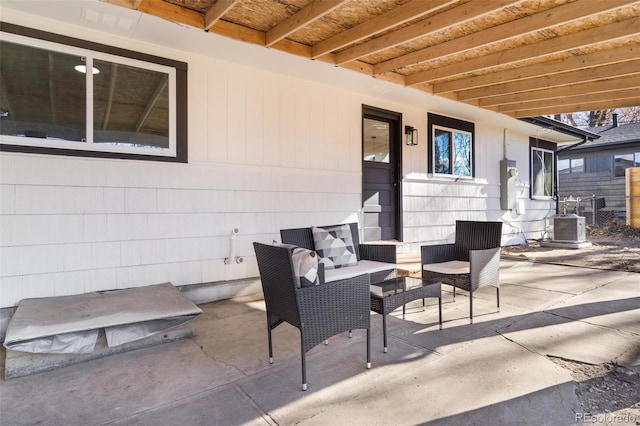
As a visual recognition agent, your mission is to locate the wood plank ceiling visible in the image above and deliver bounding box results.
[107,0,640,118]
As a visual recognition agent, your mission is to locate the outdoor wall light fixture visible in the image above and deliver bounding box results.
[405,125,418,146]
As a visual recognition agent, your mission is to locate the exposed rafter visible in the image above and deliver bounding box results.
[104,0,640,117]
[266,0,346,47]
[204,0,239,31]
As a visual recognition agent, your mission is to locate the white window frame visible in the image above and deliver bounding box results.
[431,124,473,178]
[531,146,555,199]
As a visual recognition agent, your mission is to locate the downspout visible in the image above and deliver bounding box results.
[556,135,588,214]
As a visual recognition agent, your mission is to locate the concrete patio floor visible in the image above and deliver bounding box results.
[0,259,638,425]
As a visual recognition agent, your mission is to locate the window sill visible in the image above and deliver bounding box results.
[403,173,487,185]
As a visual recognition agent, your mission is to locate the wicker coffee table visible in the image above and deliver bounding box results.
[370,276,442,353]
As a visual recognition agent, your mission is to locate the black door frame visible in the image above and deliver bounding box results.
[362,104,403,242]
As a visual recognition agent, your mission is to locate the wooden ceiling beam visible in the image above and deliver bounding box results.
[333,0,519,65]
[139,0,204,28]
[266,0,346,47]
[209,18,410,86]
[512,98,640,118]
[457,60,640,101]
[311,0,453,59]
[204,0,240,31]
[496,87,640,113]
[479,74,640,107]
[406,15,640,86]
[374,0,634,75]
[433,44,640,94]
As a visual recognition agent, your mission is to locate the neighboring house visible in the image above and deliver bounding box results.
[0,2,591,332]
[557,115,640,223]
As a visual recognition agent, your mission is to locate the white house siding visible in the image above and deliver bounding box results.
[401,125,555,252]
[0,5,560,310]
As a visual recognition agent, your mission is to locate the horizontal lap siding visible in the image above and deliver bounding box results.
[0,57,363,308]
[559,172,627,207]
[402,180,502,252]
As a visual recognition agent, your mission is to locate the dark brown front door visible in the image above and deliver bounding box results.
[362,106,401,242]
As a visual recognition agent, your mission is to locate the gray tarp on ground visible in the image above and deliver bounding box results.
[3,283,203,354]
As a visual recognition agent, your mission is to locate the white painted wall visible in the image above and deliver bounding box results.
[0,3,565,308]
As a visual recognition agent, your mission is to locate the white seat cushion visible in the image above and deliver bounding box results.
[324,260,395,283]
[423,260,470,275]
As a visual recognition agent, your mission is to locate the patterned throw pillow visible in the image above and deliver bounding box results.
[274,242,320,288]
[312,224,358,270]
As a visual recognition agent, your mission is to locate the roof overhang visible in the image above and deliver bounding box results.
[519,116,601,144]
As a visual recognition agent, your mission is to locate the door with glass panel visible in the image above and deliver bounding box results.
[362,106,401,242]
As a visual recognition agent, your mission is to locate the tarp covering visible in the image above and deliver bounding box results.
[3,283,203,354]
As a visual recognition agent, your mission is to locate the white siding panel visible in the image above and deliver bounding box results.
[295,93,311,170]
[246,80,265,166]
[140,239,167,265]
[53,271,87,297]
[188,60,209,161]
[0,215,83,246]
[83,268,118,293]
[104,188,126,213]
[120,240,142,267]
[0,276,23,307]
[263,86,280,167]
[83,214,109,242]
[63,243,93,271]
[1,245,64,276]
[23,274,55,300]
[207,77,228,163]
[91,241,121,269]
[228,79,247,165]
[280,90,296,168]
[201,259,225,283]
[124,188,157,213]
[0,185,15,214]
[106,214,136,241]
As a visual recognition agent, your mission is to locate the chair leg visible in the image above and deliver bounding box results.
[267,319,274,364]
[382,313,388,353]
[497,287,500,312]
[438,296,443,330]
[469,291,473,324]
[301,337,307,391]
[366,328,371,369]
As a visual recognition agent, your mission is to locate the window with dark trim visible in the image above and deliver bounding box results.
[0,22,188,163]
[530,138,556,199]
[558,158,584,174]
[428,113,475,177]
[614,152,640,177]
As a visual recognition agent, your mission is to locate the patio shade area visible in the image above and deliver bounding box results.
[1,259,638,424]
[106,0,640,117]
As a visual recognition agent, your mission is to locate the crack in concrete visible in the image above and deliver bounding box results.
[191,337,248,377]
[542,310,640,338]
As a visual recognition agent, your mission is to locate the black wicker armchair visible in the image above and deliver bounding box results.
[421,220,502,324]
[253,242,371,391]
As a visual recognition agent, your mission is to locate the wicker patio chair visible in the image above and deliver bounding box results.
[253,242,371,391]
[421,220,502,324]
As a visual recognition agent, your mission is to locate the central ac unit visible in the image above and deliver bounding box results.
[553,214,586,242]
